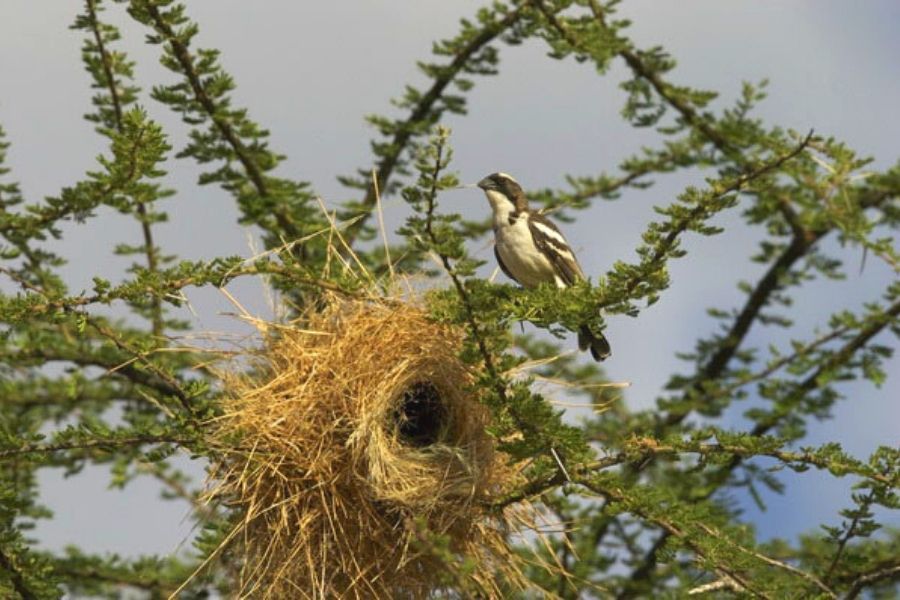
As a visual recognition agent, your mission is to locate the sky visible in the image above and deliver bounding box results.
[0,0,898,569]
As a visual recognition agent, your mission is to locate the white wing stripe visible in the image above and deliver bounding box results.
[531,221,568,247]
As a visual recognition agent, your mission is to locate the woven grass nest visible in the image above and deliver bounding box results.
[207,291,533,598]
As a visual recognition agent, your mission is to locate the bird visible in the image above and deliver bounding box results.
[476,172,611,361]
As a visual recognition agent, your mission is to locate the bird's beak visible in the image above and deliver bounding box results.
[476,176,494,191]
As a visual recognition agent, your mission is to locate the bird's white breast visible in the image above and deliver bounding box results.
[495,214,562,288]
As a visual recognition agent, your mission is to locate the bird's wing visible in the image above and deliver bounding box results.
[493,244,518,283]
[528,213,585,286]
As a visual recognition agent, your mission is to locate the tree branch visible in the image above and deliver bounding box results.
[142,2,299,240]
[421,139,508,407]
[1,260,362,322]
[0,434,193,460]
[600,131,814,312]
[624,297,900,592]
[0,547,39,600]
[749,297,900,438]
[344,6,525,247]
[86,0,164,337]
[823,489,877,585]
[659,231,822,430]
[577,477,767,599]
[86,318,193,415]
[2,344,185,404]
[490,438,894,512]
[842,563,900,599]
[695,522,836,598]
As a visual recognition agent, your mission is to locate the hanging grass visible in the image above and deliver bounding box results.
[205,289,537,598]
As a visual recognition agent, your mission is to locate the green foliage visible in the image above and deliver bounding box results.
[0,1,897,598]
[127,0,325,262]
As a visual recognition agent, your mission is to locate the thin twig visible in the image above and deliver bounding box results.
[0,547,39,600]
[421,138,508,405]
[750,297,900,438]
[627,297,900,592]
[601,131,815,312]
[695,522,836,598]
[842,563,900,599]
[344,6,525,247]
[577,477,767,599]
[823,492,874,584]
[0,434,192,460]
[142,2,299,241]
[87,318,194,416]
[86,0,164,337]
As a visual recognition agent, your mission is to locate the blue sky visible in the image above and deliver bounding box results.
[1,0,897,562]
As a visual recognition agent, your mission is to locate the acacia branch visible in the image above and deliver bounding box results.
[659,231,822,430]
[87,318,193,415]
[344,6,525,247]
[52,563,176,595]
[141,2,299,240]
[625,298,900,592]
[843,563,900,599]
[824,489,877,585]
[704,324,851,405]
[85,0,123,127]
[135,462,216,521]
[421,140,508,406]
[0,434,193,460]
[577,477,767,599]
[86,0,164,337]
[694,522,836,598]
[601,131,814,312]
[0,547,39,600]
[579,0,734,156]
[490,439,893,511]
[641,442,894,487]
[3,385,138,411]
[656,176,893,431]
[590,0,819,242]
[583,475,835,598]
[537,0,730,151]
[750,297,900,438]
[3,261,360,321]
[0,123,154,237]
[2,345,185,403]
[536,140,697,219]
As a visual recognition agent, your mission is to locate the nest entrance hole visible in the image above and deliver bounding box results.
[394,382,448,447]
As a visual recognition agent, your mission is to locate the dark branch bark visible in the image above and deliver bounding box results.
[343,7,525,247]
[659,230,823,431]
[143,3,300,240]
[824,489,877,585]
[599,131,814,312]
[0,434,193,460]
[0,547,39,600]
[749,298,900,438]
[421,141,508,407]
[843,563,900,599]
[3,345,186,404]
[86,0,164,337]
[623,298,900,594]
[86,0,123,127]
[577,478,767,599]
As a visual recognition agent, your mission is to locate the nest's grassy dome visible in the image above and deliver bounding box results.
[208,293,528,598]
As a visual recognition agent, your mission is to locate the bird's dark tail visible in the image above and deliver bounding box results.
[578,325,611,362]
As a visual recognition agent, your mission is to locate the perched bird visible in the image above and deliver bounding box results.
[477,172,611,361]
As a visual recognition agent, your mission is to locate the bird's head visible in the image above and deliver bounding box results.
[477,172,528,213]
